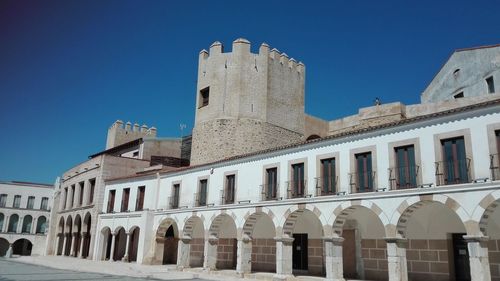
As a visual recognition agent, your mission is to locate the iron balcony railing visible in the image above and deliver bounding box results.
[349,171,376,193]
[388,165,419,189]
[435,158,471,186]
[194,192,207,207]
[491,154,500,181]
[315,176,338,196]
[260,183,279,201]
[286,180,308,199]
[168,196,179,209]
[220,188,235,205]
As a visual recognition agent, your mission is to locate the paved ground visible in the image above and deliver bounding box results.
[0,258,206,281]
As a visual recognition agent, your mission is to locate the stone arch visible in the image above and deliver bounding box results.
[56,217,65,255]
[330,200,388,236]
[81,212,92,258]
[182,215,204,238]
[36,216,47,234]
[393,194,469,238]
[128,226,140,262]
[128,225,140,234]
[281,204,326,237]
[57,216,65,233]
[306,134,321,141]
[21,215,33,233]
[113,226,127,261]
[182,215,205,268]
[74,214,82,231]
[472,190,500,236]
[241,209,277,238]
[207,213,238,270]
[12,238,32,256]
[99,226,112,261]
[65,215,73,233]
[208,213,237,238]
[156,217,179,238]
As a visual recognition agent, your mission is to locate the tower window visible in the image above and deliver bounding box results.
[454,92,464,99]
[199,87,210,108]
[486,76,495,94]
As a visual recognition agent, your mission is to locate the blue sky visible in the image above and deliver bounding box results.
[1,0,499,184]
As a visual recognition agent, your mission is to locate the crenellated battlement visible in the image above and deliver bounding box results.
[106,120,157,149]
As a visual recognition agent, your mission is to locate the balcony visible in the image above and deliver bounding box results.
[220,189,235,205]
[194,193,207,207]
[435,158,471,186]
[286,180,308,199]
[349,171,376,193]
[168,196,179,209]
[260,183,279,201]
[388,165,419,189]
[491,154,500,181]
[315,176,338,196]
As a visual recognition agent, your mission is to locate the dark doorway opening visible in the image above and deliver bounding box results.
[452,233,471,281]
[293,233,308,271]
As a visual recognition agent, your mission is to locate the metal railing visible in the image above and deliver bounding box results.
[194,192,207,207]
[286,180,308,199]
[435,158,471,186]
[260,183,279,201]
[388,165,419,189]
[220,188,235,205]
[315,176,338,196]
[491,154,500,181]
[349,171,376,193]
[168,196,179,209]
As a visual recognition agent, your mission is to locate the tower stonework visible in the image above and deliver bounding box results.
[106,120,157,149]
[190,38,306,165]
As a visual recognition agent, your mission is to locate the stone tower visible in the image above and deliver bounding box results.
[106,120,157,149]
[190,38,306,165]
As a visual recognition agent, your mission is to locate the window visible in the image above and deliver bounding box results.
[290,163,305,198]
[121,188,130,212]
[320,158,336,195]
[198,179,208,206]
[392,145,418,189]
[0,194,6,207]
[439,137,469,184]
[26,196,35,209]
[132,151,139,157]
[487,76,495,94]
[171,184,180,209]
[36,216,47,234]
[224,175,235,204]
[453,68,460,77]
[7,214,19,232]
[62,187,68,209]
[454,92,464,99]
[107,190,115,213]
[199,87,209,108]
[136,186,145,211]
[13,195,21,208]
[354,152,374,192]
[40,197,49,210]
[89,178,96,204]
[69,185,75,209]
[264,168,278,200]
[78,181,84,206]
[21,215,32,233]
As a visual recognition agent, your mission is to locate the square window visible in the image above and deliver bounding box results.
[199,87,209,108]
[487,76,495,94]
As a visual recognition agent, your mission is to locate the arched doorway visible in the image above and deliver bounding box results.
[82,212,91,258]
[100,227,112,261]
[129,227,140,262]
[64,216,73,256]
[397,200,469,281]
[73,215,82,257]
[207,213,238,270]
[242,211,276,273]
[36,216,47,234]
[333,205,387,280]
[12,239,32,256]
[0,238,8,256]
[21,215,32,233]
[8,214,19,233]
[113,227,126,261]
[283,209,325,277]
[154,218,179,265]
[56,217,65,255]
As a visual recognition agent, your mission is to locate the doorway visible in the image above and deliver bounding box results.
[293,233,308,270]
[452,233,471,281]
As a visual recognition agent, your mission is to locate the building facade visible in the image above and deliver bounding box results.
[48,40,500,281]
[0,181,53,257]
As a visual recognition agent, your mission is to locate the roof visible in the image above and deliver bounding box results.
[455,43,500,53]
[89,138,142,158]
[0,181,53,188]
[106,97,500,183]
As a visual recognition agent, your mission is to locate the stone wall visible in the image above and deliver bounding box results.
[189,238,204,267]
[361,239,388,281]
[489,239,500,281]
[216,238,236,269]
[308,239,324,276]
[406,239,451,281]
[251,238,276,272]
[191,118,302,165]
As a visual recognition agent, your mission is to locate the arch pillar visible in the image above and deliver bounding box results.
[323,236,345,281]
[62,233,68,256]
[122,232,131,262]
[203,235,218,270]
[463,235,491,281]
[177,236,191,269]
[70,232,78,257]
[55,233,61,256]
[236,234,252,275]
[5,243,12,258]
[109,232,117,261]
[385,237,408,281]
[78,232,87,258]
[273,235,294,280]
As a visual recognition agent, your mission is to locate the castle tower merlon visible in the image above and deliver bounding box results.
[279,53,289,64]
[133,123,140,132]
[125,122,132,131]
[269,48,280,60]
[140,124,148,132]
[297,62,305,73]
[209,41,223,55]
[232,38,251,55]
[289,58,297,70]
[199,49,208,61]
[259,43,270,55]
[149,127,157,136]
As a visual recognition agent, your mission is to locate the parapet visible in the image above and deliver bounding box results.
[199,38,305,73]
[106,120,158,149]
